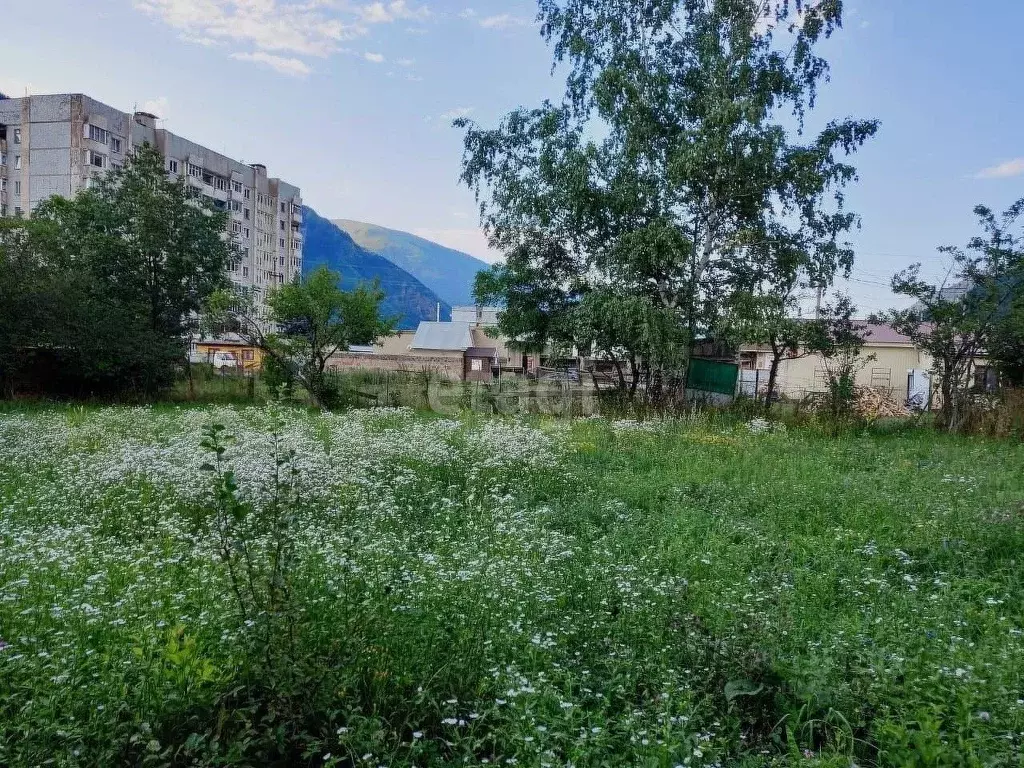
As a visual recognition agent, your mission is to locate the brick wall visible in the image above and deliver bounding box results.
[327,353,465,381]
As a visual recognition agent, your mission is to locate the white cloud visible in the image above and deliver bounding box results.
[359,1,430,24]
[458,8,476,19]
[141,96,171,120]
[133,0,389,74]
[364,51,385,63]
[479,13,531,29]
[406,74,424,82]
[439,106,474,121]
[180,33,220,46]
[231,51,311,76]
[134,0,366,56]
[975,158,1024,179]
[395,57,415,66]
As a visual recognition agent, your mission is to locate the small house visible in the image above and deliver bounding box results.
[464,347,498,382]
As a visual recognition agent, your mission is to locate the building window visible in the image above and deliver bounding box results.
[242,266,249,277]
[168,159,179,174]
[243,208,250,220]
[14,181,21,195]
[471,359,483,372]
[243,227,250,238]
[13,128,21,144]
[0,153,6,166]
[89,152,106,169]
[110,137,122,153]
[279,220,285,231]
[14,207,23,218]
[280,202,286,213]
[189,164,202,178]
[232,222,242,234]
[232,181,243,193]
[15,155,21,170]
[279,237,285,248]
[88,125,109,144]
[243,188,251,200]
[279,256,285,266]
[215,177,226,191]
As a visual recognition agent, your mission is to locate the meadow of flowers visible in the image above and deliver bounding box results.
[1,405,1023,766]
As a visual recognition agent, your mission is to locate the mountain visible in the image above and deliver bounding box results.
[301,207,449,330]
[334,219,490,308]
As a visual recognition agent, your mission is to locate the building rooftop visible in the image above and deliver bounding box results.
[411,321,475,351]
[861,323,914,345]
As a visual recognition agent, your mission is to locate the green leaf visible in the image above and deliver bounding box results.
[724,679,764,702]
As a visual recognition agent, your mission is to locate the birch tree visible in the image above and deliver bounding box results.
[460,0,877,398]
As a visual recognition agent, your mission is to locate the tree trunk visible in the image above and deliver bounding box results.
[765,353,782,415]
[186,356,196,401]
[613,359,626,392]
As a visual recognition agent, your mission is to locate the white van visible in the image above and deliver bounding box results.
[212,351,238,373]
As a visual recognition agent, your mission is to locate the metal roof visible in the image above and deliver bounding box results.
[411,322,475,351]
[861,323,915,345]
[465,347,498,358]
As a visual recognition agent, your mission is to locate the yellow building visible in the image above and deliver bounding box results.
[739,323,933,403]
[192,336,264,373]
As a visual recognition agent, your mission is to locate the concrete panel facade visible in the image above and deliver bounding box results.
[0,92,301,325]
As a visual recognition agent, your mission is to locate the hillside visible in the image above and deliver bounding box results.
[301,207,448,330]
[334,219,489,308]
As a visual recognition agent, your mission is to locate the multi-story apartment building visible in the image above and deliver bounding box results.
[0,93,303,323]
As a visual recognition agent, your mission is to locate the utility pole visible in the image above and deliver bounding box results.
[814,284,823,320]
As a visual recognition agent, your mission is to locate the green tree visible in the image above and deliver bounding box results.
[720,286,863,411]
[989,303,1024,387]
[16,143,235,395]
[878,200,1024,432]
[461,0,877,401]
[230,266,393,408]
[0,220,59,396]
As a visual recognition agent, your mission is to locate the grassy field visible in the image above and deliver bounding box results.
[1,405,1022,767]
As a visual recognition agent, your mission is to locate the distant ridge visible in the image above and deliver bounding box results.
[334,219,489,308]
[301,207,449,330]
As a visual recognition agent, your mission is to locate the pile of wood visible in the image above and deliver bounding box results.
[854,386,910,419]
[801,386,910,419]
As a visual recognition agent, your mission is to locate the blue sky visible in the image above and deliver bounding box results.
[3,0,1023,312]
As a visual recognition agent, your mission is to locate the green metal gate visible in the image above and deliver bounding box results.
[686,358,739,396]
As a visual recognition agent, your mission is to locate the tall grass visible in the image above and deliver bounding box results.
[1,406,1022,766]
